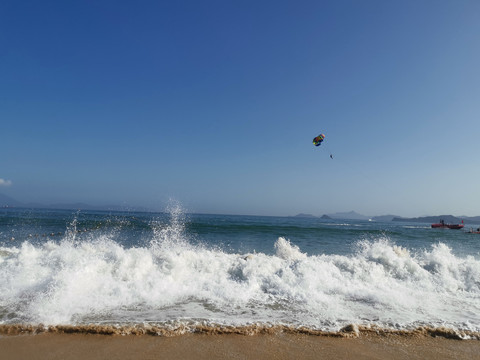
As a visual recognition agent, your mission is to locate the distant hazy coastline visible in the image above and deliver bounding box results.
[294,211,480,224]
[2,193,479,223]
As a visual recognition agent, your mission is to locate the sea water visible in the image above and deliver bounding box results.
[1,206,480,337]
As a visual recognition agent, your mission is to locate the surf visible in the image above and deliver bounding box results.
[0,207,479,336]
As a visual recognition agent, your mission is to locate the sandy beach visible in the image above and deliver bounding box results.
[1,332,480,360]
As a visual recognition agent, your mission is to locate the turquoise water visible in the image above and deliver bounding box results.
[1,207,480,335]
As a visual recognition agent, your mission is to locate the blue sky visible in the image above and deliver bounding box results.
[1,0,480,217]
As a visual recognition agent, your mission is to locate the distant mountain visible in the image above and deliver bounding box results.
[326,211,370,220]
[3,193,480,222]
[293,213,317,218]
[392,215,480,224]
[293,212,402,221]
[371,215,399,222]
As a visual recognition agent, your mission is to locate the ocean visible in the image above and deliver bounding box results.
[1,206,480,338]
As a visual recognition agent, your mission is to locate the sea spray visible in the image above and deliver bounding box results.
[1,208,479,336]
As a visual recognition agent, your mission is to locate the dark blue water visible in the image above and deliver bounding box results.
[1,208,479,258]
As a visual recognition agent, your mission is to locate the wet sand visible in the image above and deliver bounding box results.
[1,333,480,360]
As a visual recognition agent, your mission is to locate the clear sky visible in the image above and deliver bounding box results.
[1,0,480,217]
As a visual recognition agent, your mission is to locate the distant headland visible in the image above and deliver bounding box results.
[2,193,480,222]
[293,211,480,224]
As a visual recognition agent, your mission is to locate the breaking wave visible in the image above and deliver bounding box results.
[1,207,479,337]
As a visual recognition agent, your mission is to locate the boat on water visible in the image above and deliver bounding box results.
[431,219,464,229]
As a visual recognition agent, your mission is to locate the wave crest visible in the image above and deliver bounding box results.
[1,218,480,333]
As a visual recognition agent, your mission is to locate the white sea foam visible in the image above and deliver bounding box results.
[1,215,479,333]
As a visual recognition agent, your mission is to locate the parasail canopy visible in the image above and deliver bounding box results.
[313,133,325,146]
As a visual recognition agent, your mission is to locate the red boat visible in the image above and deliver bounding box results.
[431,220,464,229]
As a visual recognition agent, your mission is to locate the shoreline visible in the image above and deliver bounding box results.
[1,332,480,360]
[1,323,479,339]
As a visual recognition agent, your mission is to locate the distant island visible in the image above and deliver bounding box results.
[293,211,399,222]
[293,213,317,218]
[392,215,480,224]
[292,211,480,224]
[3,193,480,222]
